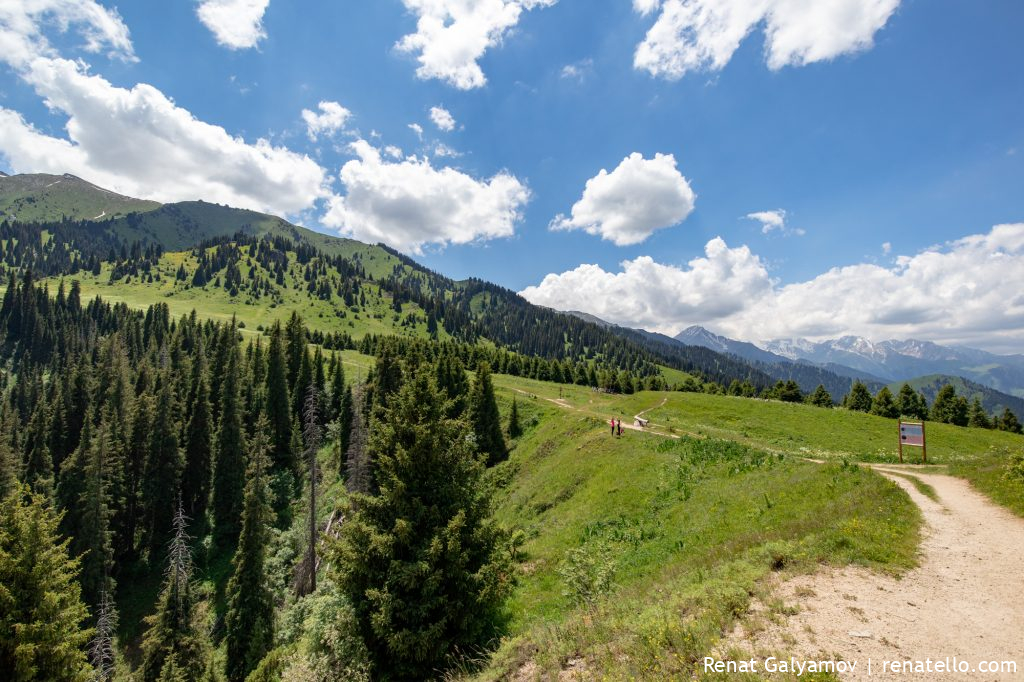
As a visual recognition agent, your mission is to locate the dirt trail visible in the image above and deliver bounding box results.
[511,389,680,438]
[728,468,1024,679]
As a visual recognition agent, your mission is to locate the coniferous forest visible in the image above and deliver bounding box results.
[0,269,522,681]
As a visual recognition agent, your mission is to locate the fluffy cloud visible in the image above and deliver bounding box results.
[301,101,352,140]
[551,152,696,246]
[408,123,424,139]
[520,224,1024,353]
[395,0,557,90]
[634,0,900,80]
[196,0,271,50]
[0,57,329,216]
[746,209,804,236]
[521,238,772,331]
[322,140,529,253]
[430,106,456,132]
[0,0,134,67]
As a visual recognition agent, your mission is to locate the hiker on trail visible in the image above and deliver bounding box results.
[616,419,622,437]
[610,418,615,436]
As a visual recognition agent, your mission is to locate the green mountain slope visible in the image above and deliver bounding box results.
[886,374,1024,417]
[0,173,160,222]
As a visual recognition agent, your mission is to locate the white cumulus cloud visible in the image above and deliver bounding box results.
[0,0,135,67]
[322,140,530,253]
[746,209,804,236]
[301,101,352,141]
[0,57,329,216]
[196,0,271,50]
[521,224,1024,353]
[430,105,456,131]
[396,0,557,90]
[634,0,900,80]
[551,152,696,246]
[408,122,424,139]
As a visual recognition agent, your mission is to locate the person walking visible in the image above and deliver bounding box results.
[610,418,615,436]
[616,419,622,436]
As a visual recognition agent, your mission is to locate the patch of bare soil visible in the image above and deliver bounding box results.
[726,469,1024,679]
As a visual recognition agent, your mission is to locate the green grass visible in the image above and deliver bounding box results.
[42,244,446,343]
[948,446,1024,517]
[0,173,160,223]
[474,379,922,680]
[882,471,940,502]
[491,375,1023,465]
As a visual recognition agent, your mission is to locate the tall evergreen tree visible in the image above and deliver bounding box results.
[144,375,184,560]
[843,380,873,412]
[870,386,899,418]
[180,341,213,528]
[967,398,991,429]
[0,487,93,681]
[808,384,833,408]
[140,503,206,682]
[507,396,522,439]
[211,344,245,548]
[469,362,507,466]
[931,385,968,426]
[345,385,372,494]
[223,419,275,682]
[332,369,512,680]
[996,408,1023,434]
[265,322,293,475]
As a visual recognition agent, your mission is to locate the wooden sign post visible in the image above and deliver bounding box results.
[898,421,926,463]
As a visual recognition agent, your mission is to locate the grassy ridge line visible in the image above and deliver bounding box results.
[480,377,921,680]
[493,374,1022,465]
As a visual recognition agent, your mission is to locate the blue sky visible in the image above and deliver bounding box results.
[1,0,1022,350]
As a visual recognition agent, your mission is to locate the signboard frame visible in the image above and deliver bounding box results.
[898,420,926,463]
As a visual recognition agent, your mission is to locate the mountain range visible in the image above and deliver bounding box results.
[675,325,1024,413]
[3,171,1020,414]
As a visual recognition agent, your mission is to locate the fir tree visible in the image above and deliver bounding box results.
[0,487,93,681]
[896,383,927,419]
[996,408,1022,434]
[144,375,184,560]
[180,341,213,529]
[344,385,372,495]
[967,398,991,429]
[265,322,293,475]
[931,385,968,426]
[211,344,245,548]
[870,386,899,418]
[140,502,206,682]
[469,362,507,466]
[507,396,522,439]
[223,419,275,682]
[808,384,833,408]
[332,369,512,680]
[843,380,873,412]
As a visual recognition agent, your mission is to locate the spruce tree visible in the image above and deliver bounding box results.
[469,362,507,466]
[140,503,205,682]
[345,385,372,495]
[211,344,245,548]
[507,396,522,438]
[265,322,293,475]
[843,380,873,412]
[996,408,1023,434]
[870,386,899,418]
[332,369,512,680]
[0,487,93,681]
[181,341,213,528]
[223,419,275,682]
[144,376,184,560]
[808,384,833,408]
[967,398,991,428]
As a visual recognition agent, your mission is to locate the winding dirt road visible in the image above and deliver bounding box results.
[729,468,1024,679]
